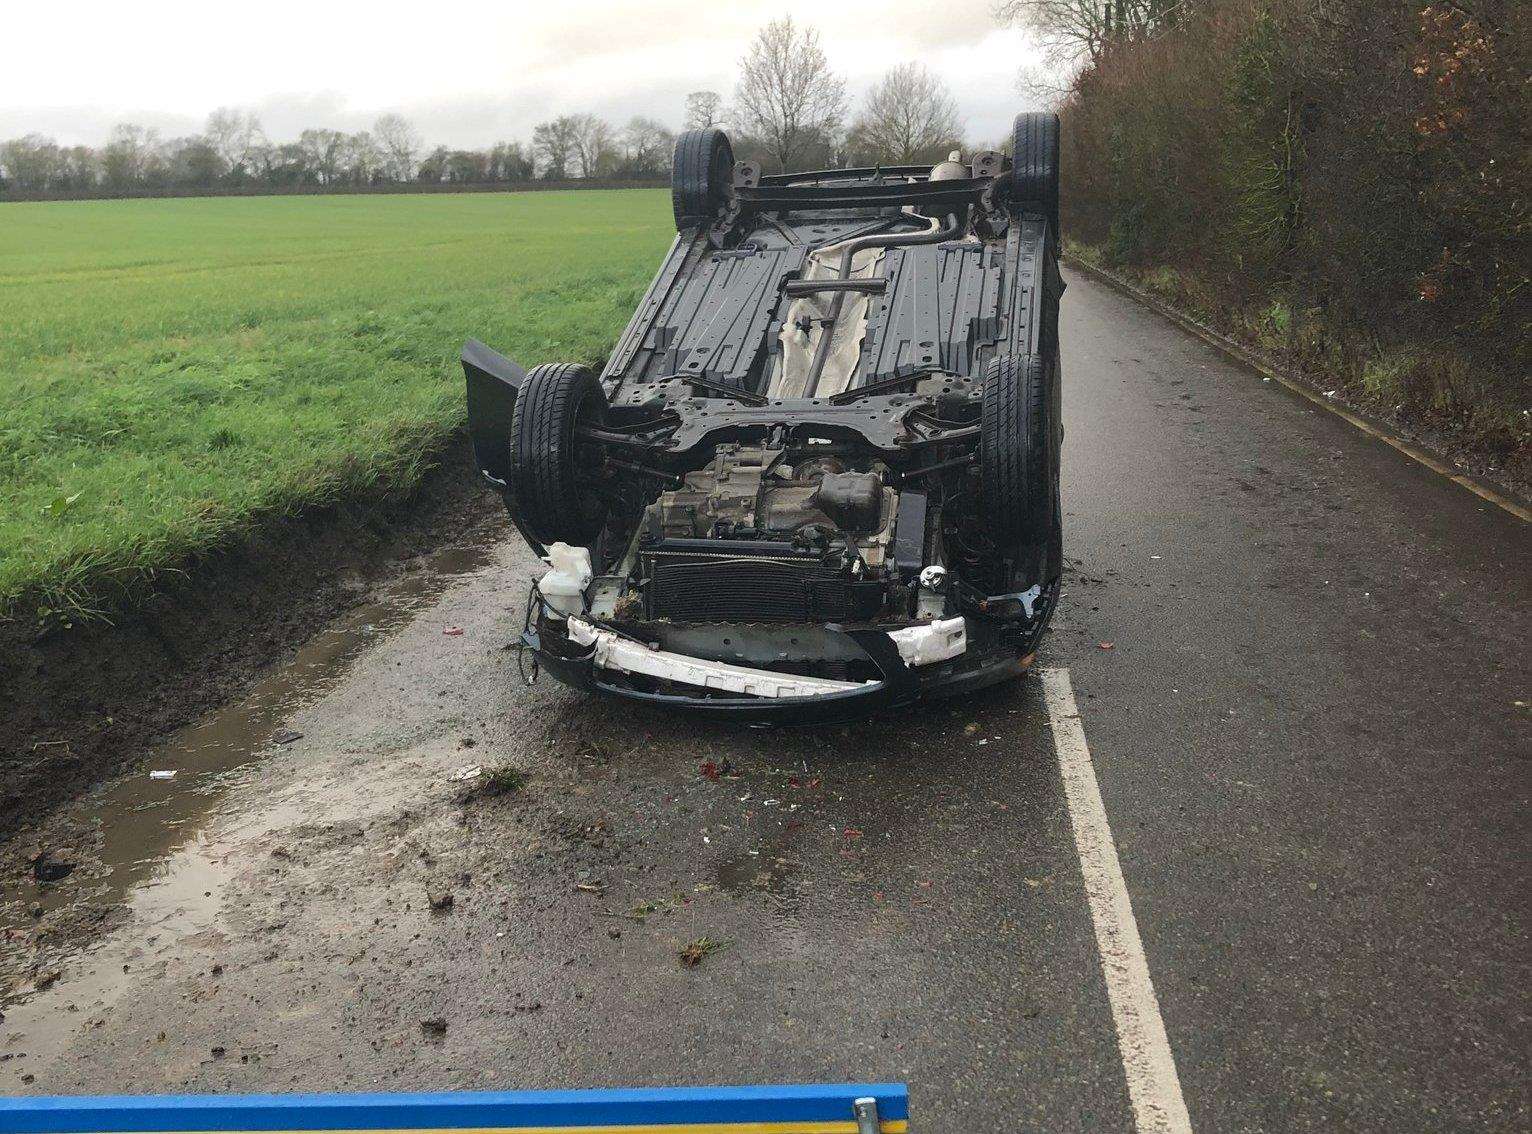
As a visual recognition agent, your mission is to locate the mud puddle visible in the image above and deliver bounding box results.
[0,540,497,1048]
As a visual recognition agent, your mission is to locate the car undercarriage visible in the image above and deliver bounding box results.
[463,114,1065,720]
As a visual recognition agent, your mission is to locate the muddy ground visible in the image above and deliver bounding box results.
[0,439,500,834]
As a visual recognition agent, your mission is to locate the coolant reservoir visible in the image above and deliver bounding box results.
[538,543,593,616]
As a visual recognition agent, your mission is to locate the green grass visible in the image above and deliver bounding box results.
[0,190,673,621]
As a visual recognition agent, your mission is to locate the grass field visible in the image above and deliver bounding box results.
[0,189,672,621]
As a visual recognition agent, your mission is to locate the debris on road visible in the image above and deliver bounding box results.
[443,626,464,637]
[679,937,726,968]
[1098,642,1115,650]
[11,967,62,996]
[149,769,177,780]
[483,766,526,794]
[457,764,527,803]
[426,887,454,912]
[271,729,303,744]
[31,849,76,884]
[419,1016,447,1037]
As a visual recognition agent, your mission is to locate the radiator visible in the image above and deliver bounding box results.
[641,541,881,623]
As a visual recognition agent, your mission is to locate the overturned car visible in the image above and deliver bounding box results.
[462,113,1065,721]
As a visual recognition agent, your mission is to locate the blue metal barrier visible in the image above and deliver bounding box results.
[0,1083,908,1133]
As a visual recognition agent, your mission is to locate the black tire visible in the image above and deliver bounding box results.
[507,363,607,547]
[980,354,1053,550]
[671,127,734,232]
[1010,112,1060,236]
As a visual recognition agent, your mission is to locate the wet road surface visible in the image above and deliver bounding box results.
[4,271,1527,1131]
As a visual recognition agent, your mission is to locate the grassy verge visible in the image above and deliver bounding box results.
[1066,241,1529,489]
[0,190,672,624]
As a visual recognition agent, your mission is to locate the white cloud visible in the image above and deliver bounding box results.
[3,0,1045,147]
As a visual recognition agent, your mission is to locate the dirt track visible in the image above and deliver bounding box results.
[4,271,1527,1131]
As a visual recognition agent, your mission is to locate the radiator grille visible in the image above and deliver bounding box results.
[643,551,874,623]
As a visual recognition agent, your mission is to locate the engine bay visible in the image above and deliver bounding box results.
[600,443,931,628]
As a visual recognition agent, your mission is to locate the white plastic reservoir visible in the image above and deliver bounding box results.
[538,543,593,615]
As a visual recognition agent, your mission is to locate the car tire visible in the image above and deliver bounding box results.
[980,353,1053,551]
[507,363,608,547]
[672,127,735,232]
[1010,112,1060,236]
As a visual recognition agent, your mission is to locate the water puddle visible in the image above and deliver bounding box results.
[2,540,494,938]
[715,814,805,912]
[716,850,798,895]
[2,539,498,1076]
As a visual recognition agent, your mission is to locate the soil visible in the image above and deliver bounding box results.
[0,436,503,839]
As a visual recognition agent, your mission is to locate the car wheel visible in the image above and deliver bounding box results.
[980,353,1053,551]
[507,363,608,547]
[1010,112,1060,237]
[671,127,735,232]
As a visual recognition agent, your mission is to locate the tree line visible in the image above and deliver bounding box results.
[0,17,968,199]
[1001,0,1527,472]
[0,112,670,197]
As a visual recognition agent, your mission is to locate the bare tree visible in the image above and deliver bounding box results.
[56,145,100,190]
[994,0,1185,68]
[343,131,384,184]
[204,108,263,173]
[621,116,675,176]
[849,63,963,164]
[532,116,581,179]
[100,124,161,189]
[298,128,347,185]
[732,17,847,172]
[685,91,724,129]
[568,114,615,178]
[373,113,421,181]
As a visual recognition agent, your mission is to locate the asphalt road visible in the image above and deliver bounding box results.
[5,271,1527,1131]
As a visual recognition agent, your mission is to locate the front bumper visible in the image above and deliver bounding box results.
[525,615,1034,724]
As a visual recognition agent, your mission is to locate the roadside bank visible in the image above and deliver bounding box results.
[0,436,505,835]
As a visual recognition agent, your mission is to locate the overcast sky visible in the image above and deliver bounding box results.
[1,0,1046,149]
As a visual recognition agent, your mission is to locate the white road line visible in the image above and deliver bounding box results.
[1042,667,1194,1134]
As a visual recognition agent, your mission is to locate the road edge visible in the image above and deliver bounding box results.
[1063,256,1530,524]
[0,435,503,835]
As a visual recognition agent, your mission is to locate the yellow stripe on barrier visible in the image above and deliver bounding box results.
[101,1124,909,1134]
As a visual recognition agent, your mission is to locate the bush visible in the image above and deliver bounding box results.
[1060,0,1529,474]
